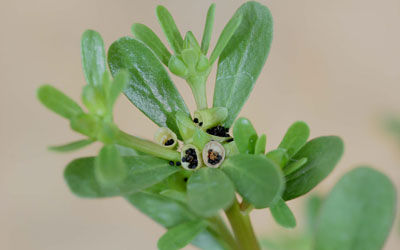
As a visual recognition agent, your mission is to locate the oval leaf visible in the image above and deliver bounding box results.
[187,168,235,217]
[94,144,128,185]
[64,155,179,198]
[233,117,258,154]
[213,2,273,127]
[315,167,396,250]
[278,121,310,158]
[270,198,296,228]
[221,154,284,208]
[158,220,207,250]
[283,136,344,201]
[108,37,189,137]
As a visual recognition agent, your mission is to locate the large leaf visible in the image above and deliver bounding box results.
[187,168,235,217]
[81,30,107,87]
[221,154,284,208]
[108,37,189,137]
[158,220,207,250]
[270,198,296,228]
[64,155,179,198]
[278,121,310,158]
[213,2,273,127]
[315,167,396,250]
[283,136,344,201]
[233,117,258,154]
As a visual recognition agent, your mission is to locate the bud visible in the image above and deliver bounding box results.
[154,127,178,149]
[168,55,188,77]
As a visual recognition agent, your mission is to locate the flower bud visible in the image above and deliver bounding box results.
[202,141,225,168]
[181,144,202,170]
[168,55,188,77]
[154,127,178,149]
[193,107,228,130]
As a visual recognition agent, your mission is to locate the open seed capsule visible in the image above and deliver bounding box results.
[193,107,228,130]
[154,127,178,149]
[181,144,202,170]
[202,141,225,168]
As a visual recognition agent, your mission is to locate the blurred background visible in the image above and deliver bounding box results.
[1,0,400,249]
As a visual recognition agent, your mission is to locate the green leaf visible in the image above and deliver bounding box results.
[187,168,235,217]
[158,220,207,250]
[201,3,216,54]
[283,136,344,201]
[94,144,127,185]
[270,198,296,228]
[64,155,179,198]
[69,113,99,138]
[233,117,258,154]
[305,195,323,233]
[108,37,189,137]
[209,14,242,65]
[156,5,183,54]
[221,154,284,208]
[81,30,107,87]
[315,167,396,250]
[37,85,83,119]
[191,230,227,250]
[160,189,187,204]
[48,139,94,152]
[106,70,128,109]
[278,121,310,157]
[254,134,267,155]
[131,23,171,66]
[266,149,289,168]
[283,157,307,176]
[213,2,273,127]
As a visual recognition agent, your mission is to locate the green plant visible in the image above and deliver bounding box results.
[37,2,397,250]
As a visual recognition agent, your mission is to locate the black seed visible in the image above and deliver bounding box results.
[182,157,187,162]
[199,122,203,126]
[183,148,198,169]
[226,138,234,142]
[193,118,199,123]
[184,177,188,182]
[176,161,181,166]
[206,125,230,137]
[164,139,175,146]
[169,161,174,166]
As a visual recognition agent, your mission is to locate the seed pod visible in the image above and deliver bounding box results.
[154,127,178,149]
[202,141,225,168]
[181,144,202,170]
[193,107,228,130]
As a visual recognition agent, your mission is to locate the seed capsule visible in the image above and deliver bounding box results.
[180,144,202,170]
[202,141,225,168]
[193,107,228,130]
[154,127,178,149]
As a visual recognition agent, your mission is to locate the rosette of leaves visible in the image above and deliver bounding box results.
[36,2,396,250]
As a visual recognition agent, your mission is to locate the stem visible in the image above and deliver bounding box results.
[225,199,261,250]
[116,131,180,161]
[208,215,239,250]
[187,76,208,110]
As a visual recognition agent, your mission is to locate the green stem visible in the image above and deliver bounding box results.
[116,131,180,161]
[208,215,239,250]
[225,199,261,250]
[187,76,208,110]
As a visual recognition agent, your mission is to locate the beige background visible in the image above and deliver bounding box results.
[1,0,399,249]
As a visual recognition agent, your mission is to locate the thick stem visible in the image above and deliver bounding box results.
[208,215,239,250]
[187,76,208,110]
[225,199,261,250]
[116,131,180,161]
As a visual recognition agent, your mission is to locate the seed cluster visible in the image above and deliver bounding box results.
[182,148,198,169]
[164,139,175,146]
[207,149,222,165]
[206,125,230,137]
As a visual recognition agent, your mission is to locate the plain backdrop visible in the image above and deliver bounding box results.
[1,0,399,249]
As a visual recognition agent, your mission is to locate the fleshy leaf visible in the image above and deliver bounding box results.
[156,5,184,54]
[233,117,258,154]
[254,134,267,155]
[213,2,273,127]
[37,85,83,120]
[270,198,296,228]
[315,167,396,250]
[48,139,94,152]
[200,3,216,54]
[64,155,179,198]
[108,37,189,137]
[221,154,284,208]
[81,30,107,87]
[305,195,323,233]
[94,144,127,185]
[106,70,128,110]
[283,136,344,201]
[131,23,171,65]
[187,168,235,217]
[278,121,310,157]
[157,220,207,250]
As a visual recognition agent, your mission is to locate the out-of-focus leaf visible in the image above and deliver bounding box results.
[315,167,396,250]
[158,220,207,250]
[233,117,258,154]
[270,198,296,228]
[278,121,310,158]
[156,5,183,54]
[213,2,273,127]
[200,3,216,54]
[107,70,128,110]
[48,139,94,152]
[108,37,189,137]
[94,144,127,185]
[254,134,267,155]
[305,195,323,233]
[283,136,344,201]
[266,149,289,168]
[221,154,284,208]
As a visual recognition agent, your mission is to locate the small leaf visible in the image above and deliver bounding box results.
[108,37,190,137]
[69,113,99,138]
[254,134,267,155]
[82,84,107,116]
[168,55,188,77]
[156,5,184,54]
[94,144,127,185]
[187,168,235,217]
[283,157,307,176]
[183,31,201,51]
[201,3,216,54]
[64,155,179,198]
[315,167,396,250]
[209,14,242,65]
[181,48,200,70]
[221,154,284,208]
[37,85,83,119]
[233,117,258,154]
[213,2,273,127]
[48,139,94,152]
[278,121,310,157]
[131,23,172,66]
[270,198,296,228]
[266,149,289,168]
[81,30,107,87]
[283,136,344,201]
[158,220,207,250]
[107,70,128,109]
